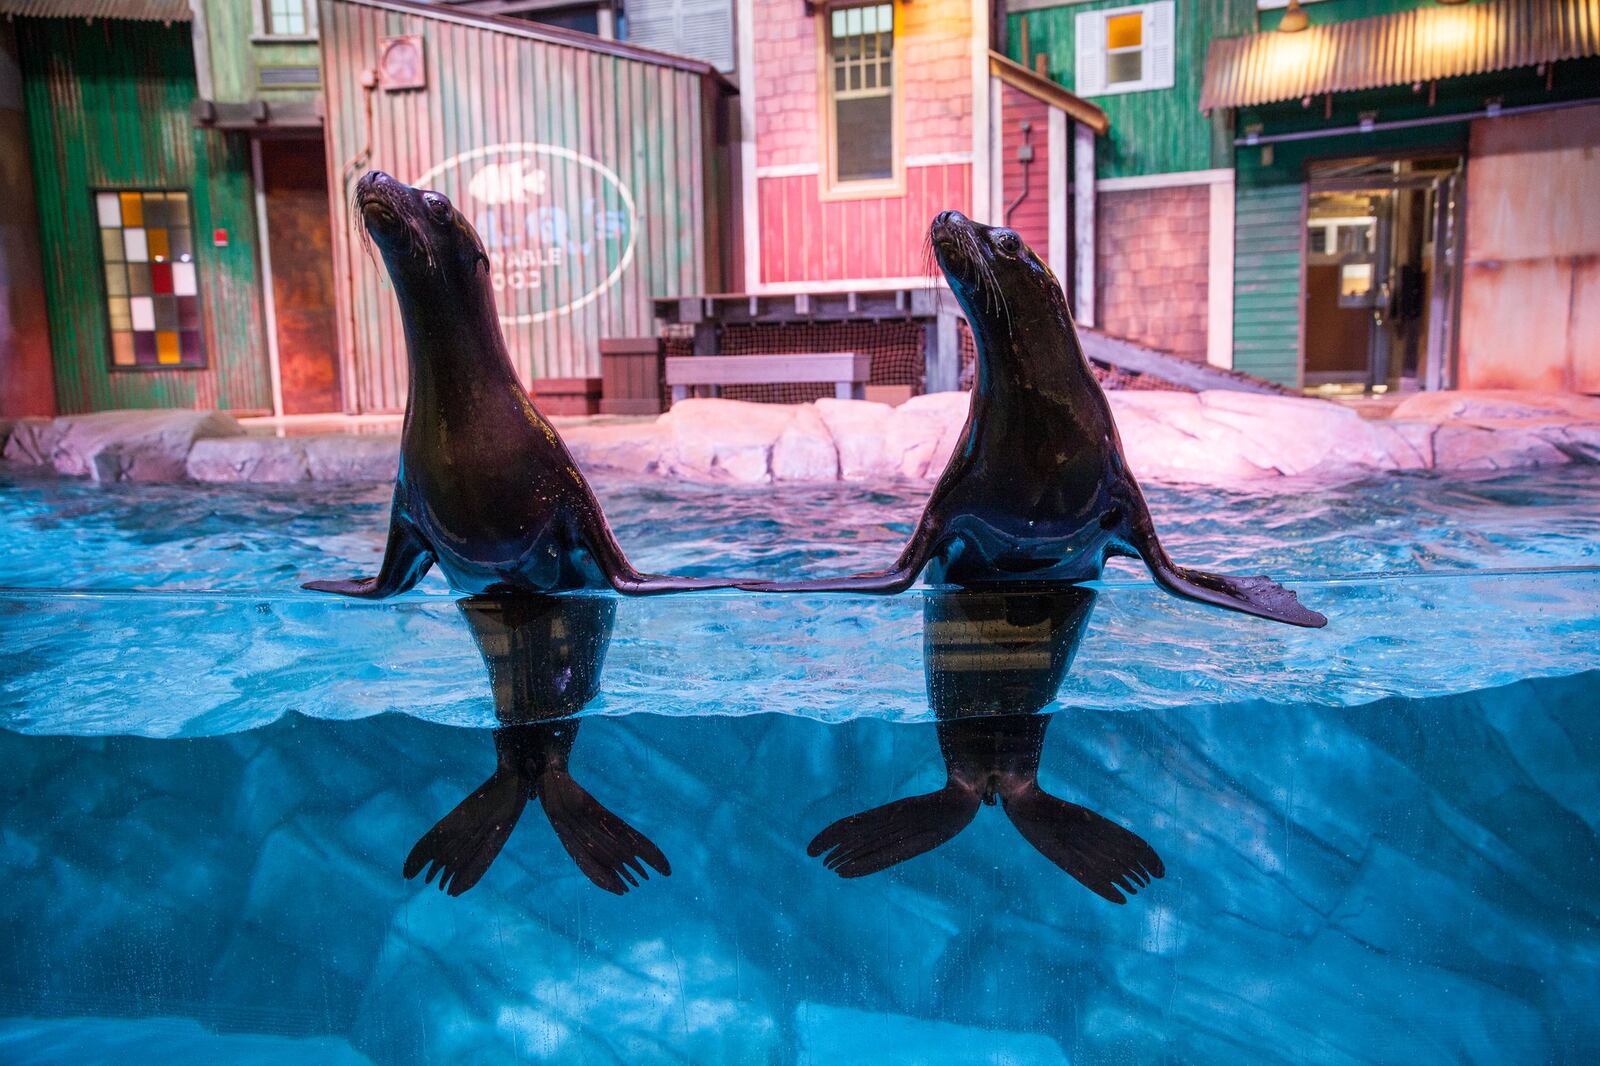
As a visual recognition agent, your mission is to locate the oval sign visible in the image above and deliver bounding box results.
[415,143,637,326]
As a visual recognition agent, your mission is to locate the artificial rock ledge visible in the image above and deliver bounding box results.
[2,390,1597,487]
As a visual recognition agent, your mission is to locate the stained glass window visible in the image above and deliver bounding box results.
[96,189,205,370]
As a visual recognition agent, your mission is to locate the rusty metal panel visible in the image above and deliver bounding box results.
[0,1,190,20]
[1201,0,1600,111]
[321,0,727,413]
[17,16,270,415]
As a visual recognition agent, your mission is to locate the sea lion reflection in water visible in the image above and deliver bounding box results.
[744,211,1325,630]
[303,171,732,598]
[404,595,669,896]
[809,587,1162,903]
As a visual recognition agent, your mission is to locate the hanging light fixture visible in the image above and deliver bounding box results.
[1278,0,1309,32]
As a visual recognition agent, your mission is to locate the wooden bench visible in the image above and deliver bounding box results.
[665,352,871,404]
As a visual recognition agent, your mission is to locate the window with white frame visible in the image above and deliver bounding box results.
[826,2,897,186]
[263,0,312,37]
[1074,2,1174,96]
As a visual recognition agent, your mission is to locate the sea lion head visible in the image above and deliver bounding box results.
[930,210,1067,348]
[355,170,489,293]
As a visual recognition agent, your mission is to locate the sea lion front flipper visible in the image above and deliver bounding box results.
[1121,495,1326,628]
[1001,784,1163,904]
[403,769,529,896]
[806,784,981,877]
[538,767,671,894]
[303,503,434,599]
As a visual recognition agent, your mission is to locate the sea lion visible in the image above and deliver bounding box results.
[403,594,670,896]
[303,171,729,598]
[807,586,1163,903]
[744,211,1325,629]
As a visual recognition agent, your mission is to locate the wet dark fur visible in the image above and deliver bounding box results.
[743,211,1326,629]
[303,171,732,598]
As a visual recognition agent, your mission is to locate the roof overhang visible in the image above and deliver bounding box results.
[988,50,1109,135]
[0,0,190,19]
[1200,0,1600,112]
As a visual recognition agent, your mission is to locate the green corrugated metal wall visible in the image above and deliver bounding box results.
[1006,0,1254,179]
[1232,181,1301,385]
[18,18,269,414]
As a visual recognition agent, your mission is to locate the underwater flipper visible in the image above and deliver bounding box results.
[403,769,528,896]
[538,767,671,895]
[807,784,981,877]
[304,503,434,599]
[1001,783,1164,904]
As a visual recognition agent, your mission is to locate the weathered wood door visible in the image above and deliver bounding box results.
[260,137,342,414]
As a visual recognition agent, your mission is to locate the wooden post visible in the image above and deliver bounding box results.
[1073,121,1096,328]
[1047,108,1068,293]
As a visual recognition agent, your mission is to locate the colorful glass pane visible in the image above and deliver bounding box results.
[104,265,127,297]
[180,330,202,363]
[96,192,122,227]
[130,296,155,332]
[154,296,178,331]
[177,296,201,329]
[156,331,181,365]
[101,229,124,263]
[118,192,144,227]
[133,331,157,365]
[124,228,149,263]
[150,262,173,295]
[172,261,197,296]
[127,263,151,296]
[111,331,135,366]
[147,228,170,261]
[107,297,131,331]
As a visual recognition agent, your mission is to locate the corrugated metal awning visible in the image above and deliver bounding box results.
[0,0,191,20]
[1200,0,1600,111]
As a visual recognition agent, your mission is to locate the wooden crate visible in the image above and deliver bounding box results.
[531,377,603,416]
[599,337,665,415]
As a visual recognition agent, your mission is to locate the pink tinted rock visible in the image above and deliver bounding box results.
[1194,390,1393,476]
[659,398,794,483]
[1391,389,1600,425]
[1370,421,1436,471]
[303,434,401,482]
[772,404,839,481]
[1432,424,1569,470]
[813,398,896,480]
[884,391,969,479]
[42,409,243,482]
[563,421,670,476]
[1,418,62,467]
[186,437,311,483]
[1108,393,1272,483]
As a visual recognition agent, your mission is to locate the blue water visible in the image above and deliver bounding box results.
[1,464,1599,1062]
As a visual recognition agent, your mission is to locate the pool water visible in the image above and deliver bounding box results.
[1,465,1598,1062]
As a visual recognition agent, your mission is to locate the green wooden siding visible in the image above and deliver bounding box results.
[18,17,269,415]
[1232,181,1302,386]
[1007,0,1254,178]
[204,0,322,104]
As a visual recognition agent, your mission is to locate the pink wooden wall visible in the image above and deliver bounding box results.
[998,84,1048,257]
[752,0,975,285]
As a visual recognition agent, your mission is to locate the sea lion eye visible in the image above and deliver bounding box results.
[423,194,451,222]
[994,230,1022,255]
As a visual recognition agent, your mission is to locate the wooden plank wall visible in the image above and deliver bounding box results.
[756,164,970,285]
[17,17,270,415]
[1230,181,1302,386]
[1009,0,1252,181]
[999,85,1049,257]
[320,0,723,413]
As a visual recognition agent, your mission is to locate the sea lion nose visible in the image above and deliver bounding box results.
[357,170,396,196]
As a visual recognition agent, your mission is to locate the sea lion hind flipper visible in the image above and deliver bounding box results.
[538,767,670,894]
[806,784,980,877]
[403,769,528,896]
[1001,784,1164,904]
[303,509,434,599]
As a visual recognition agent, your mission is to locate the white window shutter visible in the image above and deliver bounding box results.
[625,0,735,73]
[1074,10,1105,96]
[1146,0,1175,91]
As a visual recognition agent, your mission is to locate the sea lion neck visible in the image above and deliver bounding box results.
[390,260,522,401]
